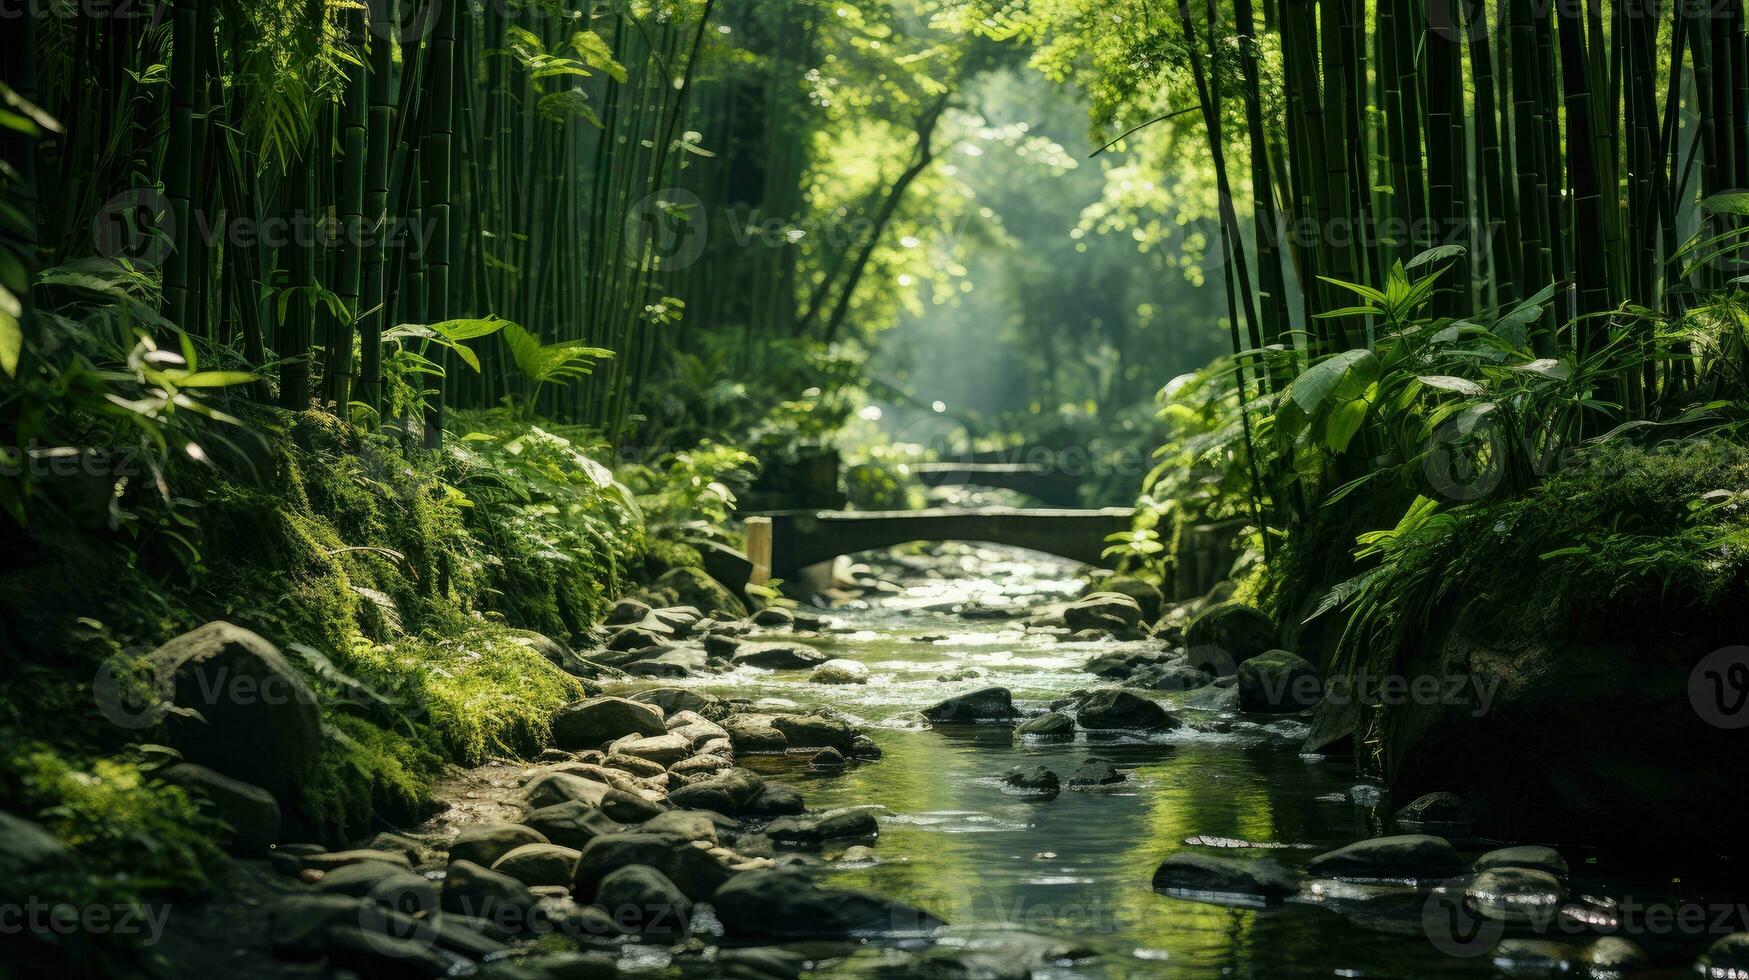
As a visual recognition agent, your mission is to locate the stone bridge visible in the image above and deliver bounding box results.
[743,506,1135,586]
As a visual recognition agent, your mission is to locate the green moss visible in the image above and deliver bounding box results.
[1311,440,1749,680]
[2,745,226,895]
[300,714,441,840]
[352,625,586,766]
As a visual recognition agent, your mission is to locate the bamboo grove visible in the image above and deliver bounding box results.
[0,0,983,455]
[986,0,1749,542]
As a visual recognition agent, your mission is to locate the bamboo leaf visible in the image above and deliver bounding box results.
[1416,375,1485,395]
[1407,244,1466,269]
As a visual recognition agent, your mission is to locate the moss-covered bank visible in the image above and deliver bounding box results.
[0,407,720,970]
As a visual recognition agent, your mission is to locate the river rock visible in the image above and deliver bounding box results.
[1067,759,1125,788]
[671,753,733,778]
[600,787,667,824]
[161,762,280,854]
[746,782,806,816]
[574,833,738,901]
[551,696,666,750]
[1185,602,1279,665]
[811,747,848,770]
[669,769,765,813]
[1098,576,1166,623]
[713,867,944,938]
[149,621,323,796]
[522,771,610,810]
[449,823,549,870]
[722,713,789,752]
[1703,935,1749,975]
[1016,711,1075,738]
[0,812,70,877]
[650,606,702,635]
[1307,834,1465,881]
[772,713,859,753]
[1151,852,1302,899]
[923,687,1018,723]
[270,893,504,965]
[1465,866,1566,926]
[1473,845,1568,879]
[1131,663,1215,692]
[640,810,721,845]
[735,643,829,670]
[313,861,437,914]
[633,687,729,720]
[1237,650,1321,713]
[611,732,692,766]
[492,843,582,888]
[1586,937,1648,971]
[764,808,880,847]
[1064,592,1145,632]
[655,566,746,618]
[620,647,708,678]
[606,626,668,653]
[523,802,625,852]
[1084,649,1172,679]
[1000,767,1060,799]
[303,849,413,872]
[594,864,693,936]
[668,710,728,746]
[703,633,742,658]
[442,859,537,920]
[1395,791,1470,828]
[607,598,652,625]
[753,607,795,628]
[1075,689,1181,731]
[603,752,667,779]
[809,658,870,684]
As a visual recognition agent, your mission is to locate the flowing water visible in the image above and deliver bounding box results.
[619,544,1709,979]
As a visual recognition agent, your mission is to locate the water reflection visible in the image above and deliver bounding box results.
[619,546,1705,977]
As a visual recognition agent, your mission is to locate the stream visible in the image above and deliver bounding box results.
[609,543,1709,980]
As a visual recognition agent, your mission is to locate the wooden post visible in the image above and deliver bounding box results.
[745,517,773,587]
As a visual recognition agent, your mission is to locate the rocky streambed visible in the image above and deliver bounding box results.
[152,544,1749,979]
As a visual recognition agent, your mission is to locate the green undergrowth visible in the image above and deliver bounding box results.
[1303,440,1749,680]
[0,405,723,964]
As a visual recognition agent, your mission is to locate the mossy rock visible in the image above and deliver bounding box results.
[655,566,746,619]
[1097,577,1166,623]
[1185,601,1279,665]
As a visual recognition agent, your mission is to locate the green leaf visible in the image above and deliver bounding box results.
[1407,244,1466,269]
[1416,374,1485,395]
[0,305,19,377]
[175,371,256,388]
[1316,276,1387,303]
[570,31,628,83]
[1702,191,1749,216]
[1324,395,1371,452]
[1510,358,1571,380]
[428,316,512,342]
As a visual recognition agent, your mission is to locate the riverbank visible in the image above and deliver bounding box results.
[108,543,1749,978]
[0,406,756,974]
